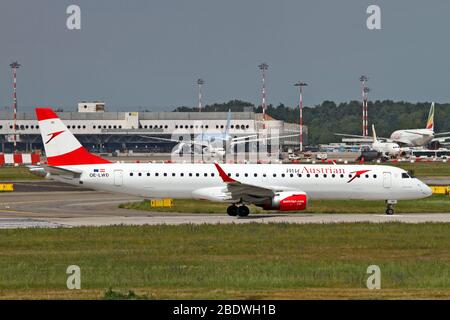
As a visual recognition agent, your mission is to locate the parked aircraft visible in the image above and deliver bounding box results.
[336,103,450,147]
[35,107,432,216]
[141,110,299,158]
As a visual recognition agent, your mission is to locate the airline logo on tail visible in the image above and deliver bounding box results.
[426,102,434,130]
[45,130,65,144]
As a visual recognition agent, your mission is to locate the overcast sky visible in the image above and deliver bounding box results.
[1,1,449,111]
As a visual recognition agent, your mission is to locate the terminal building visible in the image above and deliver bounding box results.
[0,102,307,154]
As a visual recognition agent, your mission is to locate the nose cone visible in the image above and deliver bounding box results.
[418,182,433,198]
[423,184,433,197]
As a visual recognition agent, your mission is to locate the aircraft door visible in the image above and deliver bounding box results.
[114,170,123,186]
[383,172,391,188]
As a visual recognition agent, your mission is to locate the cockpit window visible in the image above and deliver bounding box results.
[402,172,410,178]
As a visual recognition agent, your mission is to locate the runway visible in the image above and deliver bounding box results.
[0,182,449,228]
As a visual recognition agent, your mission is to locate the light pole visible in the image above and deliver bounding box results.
[359,75,368,137]
[363,86,370,137]
[10,61,21,152]
[197,78,204,112]
[258,63,269,128]
[294,82,308,152]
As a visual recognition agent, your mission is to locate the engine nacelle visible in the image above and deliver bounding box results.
[261,191,308,211]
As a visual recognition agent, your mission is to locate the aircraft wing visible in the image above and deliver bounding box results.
[230,133,300,146]
[139,135,208,148]
[435,132,450,137]
[334,133,389,140]
[213,162,294,202]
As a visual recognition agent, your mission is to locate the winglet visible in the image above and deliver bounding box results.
[214,162,236,183]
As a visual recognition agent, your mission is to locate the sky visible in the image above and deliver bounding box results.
[1,0,450,111]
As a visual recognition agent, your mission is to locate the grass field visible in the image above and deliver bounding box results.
[0,223,449,299]
[0,167,43,181]
[389,162,450,177]
[120,194,450,214]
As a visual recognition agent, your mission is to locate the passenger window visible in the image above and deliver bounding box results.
[281,174,285,178]
[245,173,248,177]
[307,174,310,178]
[254,173,258,177]
[163,173,167,177]
[211,173,215,177]
[138,173,142,177]
[323,174,327,178]
[155,173,159,177]
[196,173,200,177]
[204,173,208,177]
[290,174,294,177]
[332,174,335,178]
[373,174,377,178]
[189,173,192,177]
[315,174,319,178]
[273,173,277,177]
[147,173,150,176]
[130,173,133,176]
[172,173,176,177]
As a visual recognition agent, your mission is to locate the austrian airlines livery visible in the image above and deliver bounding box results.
[36,108,432,216]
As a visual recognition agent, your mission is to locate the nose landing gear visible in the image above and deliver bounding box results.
[227,204,250,217]
[385,200,397,215]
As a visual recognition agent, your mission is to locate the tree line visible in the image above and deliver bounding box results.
[174,100,450,145]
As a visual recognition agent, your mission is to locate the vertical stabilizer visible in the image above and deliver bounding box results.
[426,102,434,130]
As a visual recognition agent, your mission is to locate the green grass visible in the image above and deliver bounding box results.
[119,195,450,214]
[0,223,449,299]
[385,162,450,177]
[0,167,43,181]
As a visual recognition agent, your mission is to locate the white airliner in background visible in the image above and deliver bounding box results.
[370,124,401,158]
[337,103,450,147]
[35,108,432,216]
[141,110,299,158]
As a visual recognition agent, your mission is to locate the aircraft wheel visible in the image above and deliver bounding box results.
[237,205,250,217]
[227,205,238,216]
[385,205,395,215]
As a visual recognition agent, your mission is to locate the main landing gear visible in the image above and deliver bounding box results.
[227,204,250,217]
[385,200,397,215]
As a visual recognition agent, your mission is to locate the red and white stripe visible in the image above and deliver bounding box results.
[0,153,40,165]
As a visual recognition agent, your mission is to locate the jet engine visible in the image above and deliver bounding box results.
[261,191,308,211]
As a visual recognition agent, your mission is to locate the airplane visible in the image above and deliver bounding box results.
[336,103,450,147]
[140,110,300,158]
[370,124,401,158]
[35,107,432,216]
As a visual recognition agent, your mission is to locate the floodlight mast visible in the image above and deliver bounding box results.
[359,75,369,137]
[10,61,21,152]
[294,81,308,152]
[258,63,269,129]
[197,78,204,112]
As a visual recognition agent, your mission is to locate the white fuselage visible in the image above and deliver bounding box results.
[372,141,401,157]
[58,163,431,201]
[390,129,434,147]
